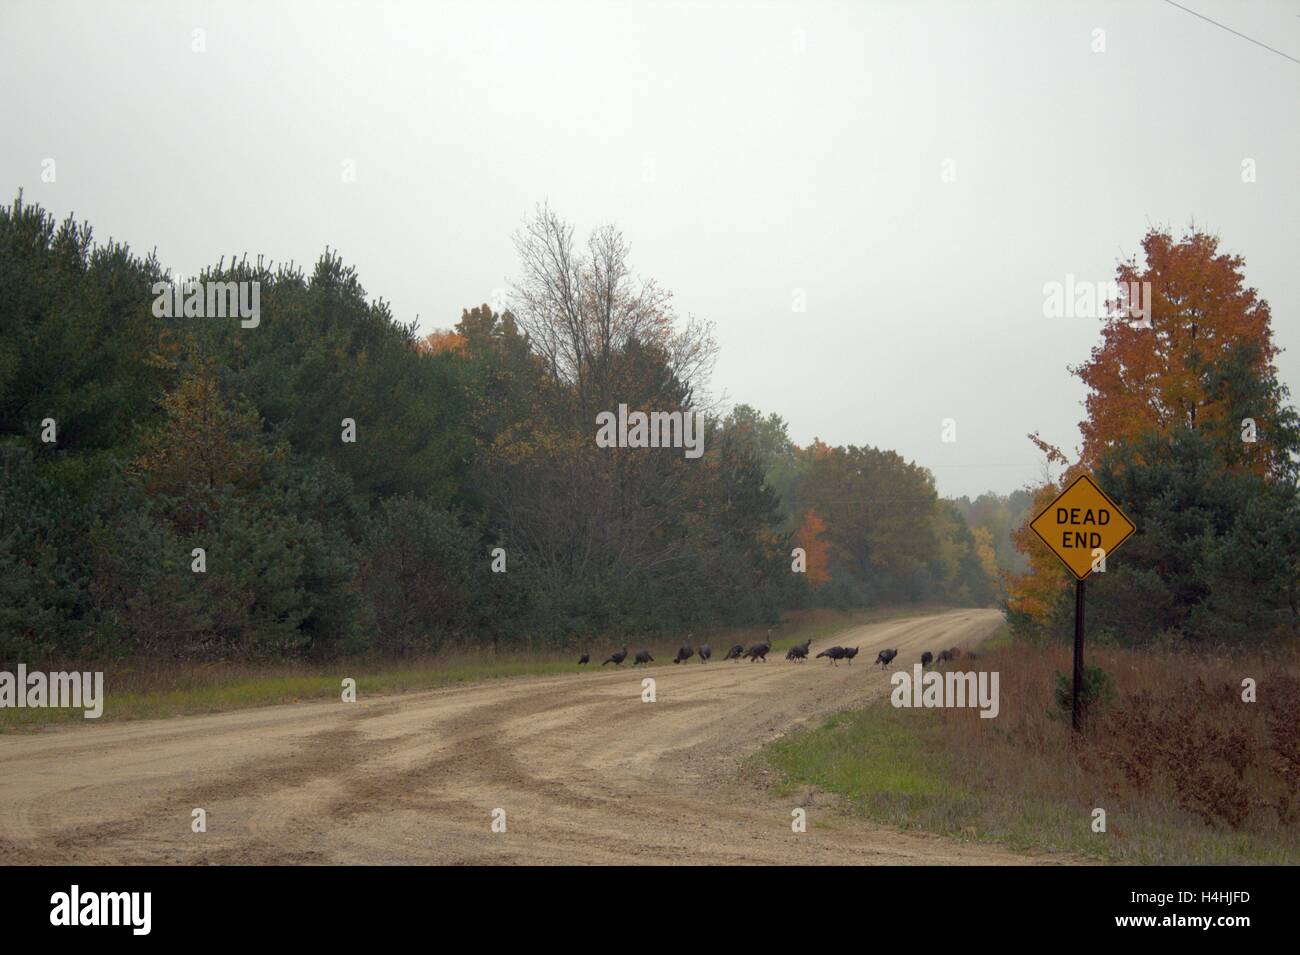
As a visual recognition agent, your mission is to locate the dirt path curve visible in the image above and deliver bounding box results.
[0,608,1058,865]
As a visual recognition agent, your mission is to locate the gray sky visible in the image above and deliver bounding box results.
[3,0,1297,498]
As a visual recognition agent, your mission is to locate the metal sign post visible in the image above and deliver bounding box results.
[1029,473,1135,734]
[1073,578,1085,733]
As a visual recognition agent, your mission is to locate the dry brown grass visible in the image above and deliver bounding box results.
[766,630,1300,864]
[939,639,1298,823]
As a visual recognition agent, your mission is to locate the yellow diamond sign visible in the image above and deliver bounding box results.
[1029,473,1136,581]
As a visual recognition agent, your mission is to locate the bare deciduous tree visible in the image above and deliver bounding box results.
[510,203,717,418]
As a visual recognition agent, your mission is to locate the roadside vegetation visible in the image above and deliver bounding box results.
[761,631,1300,864]
[757,228,1291,864]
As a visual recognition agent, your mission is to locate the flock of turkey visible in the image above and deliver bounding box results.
[577,632,975,670]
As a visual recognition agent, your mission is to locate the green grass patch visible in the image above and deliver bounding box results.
[766,708,949,801]
[0,658,580,731]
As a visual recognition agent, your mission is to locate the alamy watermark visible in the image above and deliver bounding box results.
[890,664,1000,718]
[595,404,704,459]
[50,885,150,935]
[151,278,260,328]
[1042,275,1151,327]
[0,665,103,718]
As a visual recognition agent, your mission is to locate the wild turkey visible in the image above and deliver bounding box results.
[786,641,810,662]
[842,646,859,664]
[874,648,898,668]
[745,639,771,662]
[673,644,694,664]
[578,651,590,665]
[920,650,933,667]
[602,647,628,666]
[947,646,961,660]
[816,646,847,665]
[935,649,952,664]
[699,644,712,662]
[724,643,746,661]
[633,649,654,665]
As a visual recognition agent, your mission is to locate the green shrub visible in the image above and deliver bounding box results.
[1052,664,1117,723]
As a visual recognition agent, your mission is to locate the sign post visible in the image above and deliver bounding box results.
[1029,473,1135,733]
[1073,578,1084,732]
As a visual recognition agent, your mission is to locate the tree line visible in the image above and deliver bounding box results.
[0,194,996,661]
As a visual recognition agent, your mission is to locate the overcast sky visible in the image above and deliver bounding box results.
[3,0,1297,498]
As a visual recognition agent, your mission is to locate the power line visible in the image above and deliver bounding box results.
[1161,0,1300,66]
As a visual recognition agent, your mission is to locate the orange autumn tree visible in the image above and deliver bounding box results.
[796,509,832,587]
[132,371,282,534]
[1076,228,1281,470]
[416,329,468,355]
[1006,434,1076,629]
[1008,227,1286,631]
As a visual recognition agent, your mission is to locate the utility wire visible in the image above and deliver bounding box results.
[1161,0,1300,66]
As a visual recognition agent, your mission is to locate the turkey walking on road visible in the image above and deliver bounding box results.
[816,646,847,665]
[603,647,628,666]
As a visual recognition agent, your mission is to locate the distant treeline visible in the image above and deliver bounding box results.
[0,197,997,661]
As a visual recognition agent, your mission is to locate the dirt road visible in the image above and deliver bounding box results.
[0,608,1055,865]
